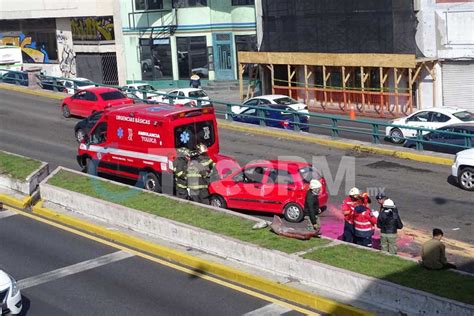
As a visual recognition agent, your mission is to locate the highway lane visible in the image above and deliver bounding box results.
[1,90,473,249]
[0,207,310,315]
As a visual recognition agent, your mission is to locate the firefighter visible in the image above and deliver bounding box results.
[353,204,378,247]
[341,187,360,243]
[187,143,214,204]
[173,147,191,199]
[304,179,323,237]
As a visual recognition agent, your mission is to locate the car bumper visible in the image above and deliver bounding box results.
[451,163,459,179]
[2,289,22,315]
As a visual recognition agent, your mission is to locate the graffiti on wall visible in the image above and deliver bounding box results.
[0,33,49,63]
[71,16,115,41]
[59,44,76,77]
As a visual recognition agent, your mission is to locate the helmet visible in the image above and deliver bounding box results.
[197,143,208,154]
[349,187,360,196]
[177,147,191,157]
[309,179,322,190]
[383,199,396,208]
[376,193,387,200]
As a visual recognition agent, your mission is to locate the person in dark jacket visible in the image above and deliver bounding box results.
[189,72,201,88]
[304,179,322,237]
[376,199,403,254]
[173,147,191,199]
[187,143,214,204]
[375,193,388,212]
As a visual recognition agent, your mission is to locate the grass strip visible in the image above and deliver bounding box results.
[47,170,329,253]
[0,151,42,180]
[303,244,474,305]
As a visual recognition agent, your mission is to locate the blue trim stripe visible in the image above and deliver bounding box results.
[122,22,256,32]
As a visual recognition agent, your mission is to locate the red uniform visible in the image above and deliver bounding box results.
[341,197,359,224]
[353,206,377,238]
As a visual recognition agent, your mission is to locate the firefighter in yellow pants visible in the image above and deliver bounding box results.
[187,144,214,204]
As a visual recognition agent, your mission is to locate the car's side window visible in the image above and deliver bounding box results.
[179,91,185,97]
[74,91,86,100]
[258,99,272,105]
[243,167,266,183]
[90,122,108,144]
[409,111,430,122]
[431,112,450,123]
[84,92,97,102]
[232,172,244,183]
[267,169,294,185]
[242,108,257,116]
[244,99,259,106]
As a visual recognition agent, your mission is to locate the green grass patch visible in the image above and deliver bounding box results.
[0,151,42,180]
[303,244,474,305]
[48,170,329,253]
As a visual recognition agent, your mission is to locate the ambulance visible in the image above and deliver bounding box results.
[77,103,235,192]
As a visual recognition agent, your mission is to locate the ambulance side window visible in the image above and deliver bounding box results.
[90,122,108,144]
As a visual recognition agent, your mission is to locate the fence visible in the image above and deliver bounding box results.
[1,69,472,153]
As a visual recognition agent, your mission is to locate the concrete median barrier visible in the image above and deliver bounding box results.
[38,167,474,316]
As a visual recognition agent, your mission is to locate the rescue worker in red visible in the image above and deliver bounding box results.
[353,204,378,247]
[341,187,360,243]
[304,179,323,237]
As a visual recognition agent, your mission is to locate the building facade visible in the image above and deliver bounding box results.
[120,0,257,87]
[0,0,125,85]
[416,0,474,110]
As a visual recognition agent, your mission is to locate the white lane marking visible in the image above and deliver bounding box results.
[18,251,134,289]
[243,303,293,315]
[0,210,17,219]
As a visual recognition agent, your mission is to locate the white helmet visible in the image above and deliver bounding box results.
[383,199,396,208]
[310,179,322,190]
[197,143,208,154]
[349,187,360,196]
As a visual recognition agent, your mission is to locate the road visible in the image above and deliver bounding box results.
[0,206,310,315]
[1,89,473,269]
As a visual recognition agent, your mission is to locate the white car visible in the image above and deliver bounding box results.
[231,95,309,116]
[452,148,474,191]
[386,107,474,144]
[60,77,95,95]
[161,88,212,107]
[123,83,165,102]
[0,270,22,315]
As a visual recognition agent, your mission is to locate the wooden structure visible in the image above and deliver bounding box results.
[237,52,438,117]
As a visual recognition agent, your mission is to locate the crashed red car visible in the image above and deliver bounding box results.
[209,160,328,222]
[61,87,134,118]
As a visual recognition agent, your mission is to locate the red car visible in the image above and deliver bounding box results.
[209,160,328,222]
[61,87,134,118]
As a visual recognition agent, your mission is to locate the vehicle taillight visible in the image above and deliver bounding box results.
[280,120,290,127]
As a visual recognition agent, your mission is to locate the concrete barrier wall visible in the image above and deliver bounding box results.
[39,168,474,316]
[0,152,49,195]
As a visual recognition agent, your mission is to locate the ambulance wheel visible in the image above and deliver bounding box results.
[82,157,97,175]
[283,203,304,223]
[210,195,227,209]
[143,172,161,192]
[62,104,71,118]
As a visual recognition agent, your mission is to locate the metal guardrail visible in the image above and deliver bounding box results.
[1,69,473,153]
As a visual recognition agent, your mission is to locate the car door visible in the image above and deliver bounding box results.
[403,111,432,137]
[82,91,99,116]
[87,121,112,173]
[225,166,267,211]
[430,112,452,130]
[264,169,298,212]
[69,91,86,115]
[234,98,259,115]
[236,108,259,125]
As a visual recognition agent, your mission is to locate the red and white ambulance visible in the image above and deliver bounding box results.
[77,103,235,192]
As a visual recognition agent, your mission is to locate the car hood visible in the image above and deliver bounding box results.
[457,148,474,157]
[0,270,11,289]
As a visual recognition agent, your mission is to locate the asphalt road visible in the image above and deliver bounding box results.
[0,208,308,315]
[0,89,473,258]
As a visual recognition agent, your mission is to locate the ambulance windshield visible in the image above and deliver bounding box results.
[174,120,215,150]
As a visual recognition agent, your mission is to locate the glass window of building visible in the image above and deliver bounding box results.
[235,35,257,79]
[139,38,173,80]
[172,0,207,8]
[135,0,163,10]
[177,36,208,79]
[232,0,255,5]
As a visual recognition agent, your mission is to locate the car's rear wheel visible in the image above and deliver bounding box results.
[283,203,304,223]
[142,172,161,193]
[75,128,85,142]
[389,128,404,144]
[459,167,474,191]
[210,195,227,209]
[62,104,71,118]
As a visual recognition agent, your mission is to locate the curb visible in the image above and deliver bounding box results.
[0,83,454,166]
[30,200,370,316]
[0,194,33,209]
[0,84,64,100]
[217,120,454,166]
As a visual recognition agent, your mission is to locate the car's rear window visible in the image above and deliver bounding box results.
[174,120,215,150]
[101,91,126,101]
[189,90,208,98]
[274,97,298,105]
[299,166,322,183]
[453,111,474,122]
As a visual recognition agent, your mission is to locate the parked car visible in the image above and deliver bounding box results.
[160,88,212,107]
[61,87,134,118]
[386,107,474,144]
[0,71,28,86]
[208,160,328,222]
[452,148,474,191]
[0,270,22,315]
[74,110,103,142]
[231,105,310,132]
[60,77,95,94]
[404,124,474,154]
[122,83,164,102]
[230,95,309,116]
[124,91,158,104]
[38,78,66,92]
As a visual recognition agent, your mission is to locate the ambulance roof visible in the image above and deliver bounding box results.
[106,103,211,119]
